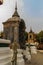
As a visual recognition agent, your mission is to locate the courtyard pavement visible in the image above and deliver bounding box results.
[25,50,43,65]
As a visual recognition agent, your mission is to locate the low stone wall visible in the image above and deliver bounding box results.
[0,47,12,65]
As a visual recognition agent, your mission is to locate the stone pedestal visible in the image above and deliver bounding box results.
[30,43,37,54]
[26,47,31,61]
[23,43,31,61]
[30,46,37,54]
[17,49,25,65]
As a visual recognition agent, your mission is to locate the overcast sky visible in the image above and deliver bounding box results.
[0,0,43,33]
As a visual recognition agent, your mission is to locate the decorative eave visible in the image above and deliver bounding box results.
[3,16,21,24]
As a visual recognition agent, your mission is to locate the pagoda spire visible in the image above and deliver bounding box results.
[12,1,20,17]
[30,27,33,33]
[15,1,17,12]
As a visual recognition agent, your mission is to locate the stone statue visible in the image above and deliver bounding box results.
[11,41,20,65]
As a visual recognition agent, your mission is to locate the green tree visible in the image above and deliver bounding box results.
[19,19,26,49]
[36,30,43,43]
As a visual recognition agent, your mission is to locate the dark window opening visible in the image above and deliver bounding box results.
[30,35,32,39]
[0,43,9,47]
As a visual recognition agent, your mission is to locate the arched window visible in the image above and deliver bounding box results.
[30,35,32,39]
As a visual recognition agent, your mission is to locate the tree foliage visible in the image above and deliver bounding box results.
[36,30,43,43]
[19,19,26,49]
[24,31,28,41]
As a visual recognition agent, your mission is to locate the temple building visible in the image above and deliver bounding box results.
[28,27,36,43]
[3,3,26,49]
[3,3,20,42]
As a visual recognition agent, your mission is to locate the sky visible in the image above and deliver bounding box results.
[0,0,43,33]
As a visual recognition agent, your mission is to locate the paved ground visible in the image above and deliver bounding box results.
[25,51,43,65]
[7,50,43,65]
